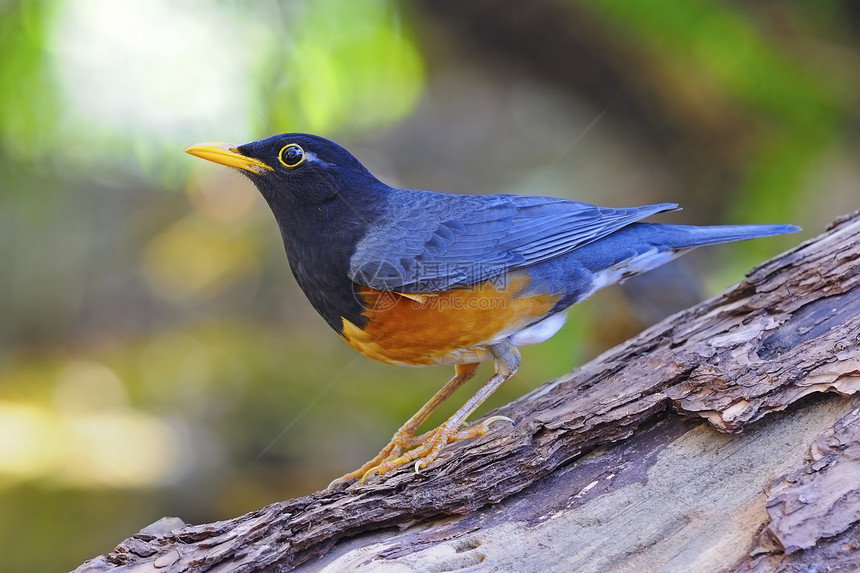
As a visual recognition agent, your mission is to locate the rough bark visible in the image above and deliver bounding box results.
[74,211,860,573]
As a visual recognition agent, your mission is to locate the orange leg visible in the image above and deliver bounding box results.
[328,362,480,487]
[345,341,520,485]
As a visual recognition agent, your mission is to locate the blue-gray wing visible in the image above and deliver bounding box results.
[348,190,678,293]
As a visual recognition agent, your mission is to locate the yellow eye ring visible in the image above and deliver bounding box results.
[278,144,306,168]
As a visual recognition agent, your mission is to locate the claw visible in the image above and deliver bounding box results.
[327,476,346,489]
[483,415,514,428]
[360,466,380,484]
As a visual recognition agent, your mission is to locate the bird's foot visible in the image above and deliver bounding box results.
[326,427,413,488]
[346,415,513,484]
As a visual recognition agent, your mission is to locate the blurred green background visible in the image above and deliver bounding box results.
[1,1,857,570]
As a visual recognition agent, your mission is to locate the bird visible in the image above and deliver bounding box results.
[185,133,798,485]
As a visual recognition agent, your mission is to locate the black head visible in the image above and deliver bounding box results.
[186,133,389,331]
[185,133,383,210]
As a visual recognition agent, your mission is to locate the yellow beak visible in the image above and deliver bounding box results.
[184,142,273,174]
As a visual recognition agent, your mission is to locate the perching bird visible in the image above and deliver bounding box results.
[185,133,798,485]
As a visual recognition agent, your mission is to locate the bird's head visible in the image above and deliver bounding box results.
[185,133,381,208]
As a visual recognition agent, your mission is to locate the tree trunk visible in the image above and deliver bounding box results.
[75,211,860,573]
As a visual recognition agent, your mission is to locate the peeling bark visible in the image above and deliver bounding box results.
[74,211,860,573]
[740,399,860,572]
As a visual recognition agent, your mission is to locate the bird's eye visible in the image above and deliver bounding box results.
[278,144,305,168]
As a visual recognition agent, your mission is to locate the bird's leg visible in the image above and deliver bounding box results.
[360,341,520,482]
[328,362,479,487]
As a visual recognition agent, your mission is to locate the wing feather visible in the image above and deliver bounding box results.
[348,190,677,292]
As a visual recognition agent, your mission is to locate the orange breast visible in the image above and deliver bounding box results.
[340,271,561,366]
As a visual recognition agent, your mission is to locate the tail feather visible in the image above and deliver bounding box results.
[661,224,800,249]
[543,221,799,309]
